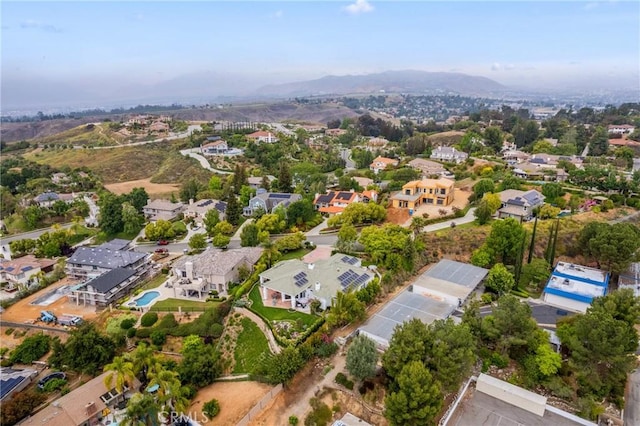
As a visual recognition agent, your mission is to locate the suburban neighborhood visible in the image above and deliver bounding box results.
[2,76,640,426]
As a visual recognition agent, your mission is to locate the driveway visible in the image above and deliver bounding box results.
[625,369,640,426]
[179,148,233,174]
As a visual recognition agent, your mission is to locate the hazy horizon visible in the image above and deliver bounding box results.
[2,0,639,111]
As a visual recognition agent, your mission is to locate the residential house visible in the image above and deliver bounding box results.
[618,262,640,297]
[333,413,373,426]
[34,191,76,208]
[0,255,56,291]
[201,140,229,155]
[608,124,635,134]
[408,158,446,177]
[142,199,185,221]
[367,137,389,150]
[609,139,640,148]
[360,189,378,203]
[543,262,609,313]
[325,128,347,137]
[313,190,378,215]
[248,175,276,190]
[352,176,374,188]
[496,189,545,222]
[127,114,151,126]
[430,146,468,164]
[65,242,150,280]
[247,130,279,143]
[0,367,38,402]
[390,177,455,209]
[259,253,374,310]
[243,190,302,216]
[51,172,70,185]
[70,267,139,307]
[171,247,262,296]
[23,371,140,426]
[184,199,227,226]
[369,156,399,174]
[502,150,530,164]
[149,121,169,134]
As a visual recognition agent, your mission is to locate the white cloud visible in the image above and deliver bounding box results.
[270,10,284,19]
[491,62,501,71]
[20,19,62,33]
[344,0,374,15]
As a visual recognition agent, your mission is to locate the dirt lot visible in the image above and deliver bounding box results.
[0,278,98,325]
[189,381,273,425]
[104,178,179,197]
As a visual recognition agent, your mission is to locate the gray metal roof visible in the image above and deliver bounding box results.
[96,239,131,251]
[423,259,488,288]
[85,268,136,294]
[358,289,455,347]
[68,247,147,269]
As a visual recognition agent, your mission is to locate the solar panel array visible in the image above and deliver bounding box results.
[341,256,358,265]
[294,271,308,287]
[270,193,291,199]
[338,269,370,291]
[199,200,214,207]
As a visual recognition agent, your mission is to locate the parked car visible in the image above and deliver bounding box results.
[38,372,66,389]
[155,248,169,254]
[157,240,169,246]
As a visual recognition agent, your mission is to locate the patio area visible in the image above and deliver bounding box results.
[123,276,212,311]
[411,188,471,218]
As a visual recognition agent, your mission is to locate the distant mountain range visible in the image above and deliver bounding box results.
[254,70,507,97]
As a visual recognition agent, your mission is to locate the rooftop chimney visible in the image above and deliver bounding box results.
[185,262,194,280]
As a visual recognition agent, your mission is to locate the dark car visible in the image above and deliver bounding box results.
[38,372,66,389]
[157,240,169,246]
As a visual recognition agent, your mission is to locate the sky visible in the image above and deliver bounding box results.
[1,0,639,110]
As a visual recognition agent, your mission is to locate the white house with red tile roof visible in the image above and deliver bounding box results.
[608,124,635,134]
[369,156,399,174]
[201,140,229,155]
[247,130,279,143]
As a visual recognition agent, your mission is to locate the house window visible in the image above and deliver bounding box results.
[440,189,446,195]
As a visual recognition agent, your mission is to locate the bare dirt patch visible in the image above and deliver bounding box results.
[189,381,273,425]
[0,278,98,325]
[104,178,179,197]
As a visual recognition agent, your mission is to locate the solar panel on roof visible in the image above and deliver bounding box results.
[270,194,290,199]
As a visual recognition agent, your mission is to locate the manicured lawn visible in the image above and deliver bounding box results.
[279,247,312,261]
[249,286,317,328]
[233,317,271,374]
[140,274,167,290]
[151,298,219,311]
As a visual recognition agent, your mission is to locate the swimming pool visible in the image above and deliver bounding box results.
[134,291,160,307]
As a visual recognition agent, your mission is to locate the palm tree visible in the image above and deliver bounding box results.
[120,393,160,426]
[147,369,189,413]
[261,239,280,269]
[103,355,135,397]
[130,343,161,387]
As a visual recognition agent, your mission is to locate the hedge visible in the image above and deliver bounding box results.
[141,312,158,327]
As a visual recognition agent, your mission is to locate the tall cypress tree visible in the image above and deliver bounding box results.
[549,219,560,268]
[544,221,555,265]
[225,194,242,226]
[527,216,538,264]
[514,232,527,289]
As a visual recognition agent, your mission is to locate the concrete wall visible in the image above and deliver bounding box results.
[543,293,589,313]
[476,373,546,417]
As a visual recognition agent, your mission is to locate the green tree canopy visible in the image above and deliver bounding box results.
[485,263,515,296]
[346,335,379,381]
[384,361,443,426]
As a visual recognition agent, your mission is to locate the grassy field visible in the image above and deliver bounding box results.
[140,274,168,291]
[278,247,313,261]
[233,317,271,374]
[26,144,170,183]
[150,298,219,311]
[248,286,317,328]
[33,123,124,146]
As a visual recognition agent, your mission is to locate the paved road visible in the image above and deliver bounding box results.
[0,223,74,245]
[625,369,640,426]
[268,122,294,136]
[179,147,233,174]
[340,148,356,170]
